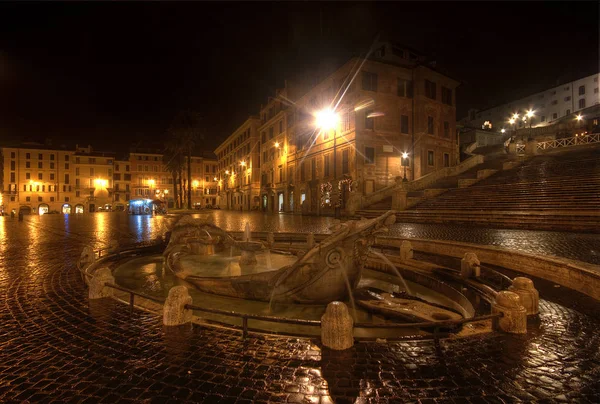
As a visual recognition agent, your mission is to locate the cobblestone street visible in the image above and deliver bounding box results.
[1,213,599,403]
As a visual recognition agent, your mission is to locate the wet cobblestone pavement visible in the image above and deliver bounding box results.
[1,213,599,403]
[184,211,600,265]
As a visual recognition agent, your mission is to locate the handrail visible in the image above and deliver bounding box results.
[537,132,599,151]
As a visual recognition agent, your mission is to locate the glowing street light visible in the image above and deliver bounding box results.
[240,161,246,167]
[225,170,230,175]
[192,180,199,188]
[501,129,506,134]
[525,110,535,128]
[576,114,583,121]
[315,108,339,132]
[213,176,218,181]
[94,178,108,188]
[401,152,409,182]
[512,113,519,120]
[274,142,279,148]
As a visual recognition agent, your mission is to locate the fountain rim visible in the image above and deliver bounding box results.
[82,241,501,341]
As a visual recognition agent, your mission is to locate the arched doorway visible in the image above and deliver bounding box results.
[62,204,72,214]
[75,204,85,214]
[38,203,49,215]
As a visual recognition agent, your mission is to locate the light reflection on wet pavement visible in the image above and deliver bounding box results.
[0,213,599,403]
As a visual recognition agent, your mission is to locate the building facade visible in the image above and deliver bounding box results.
[215,117,262,210]
[0,144,115,215]
[1,144,217,214]
[215,42,460,215]
[463,73,600,132]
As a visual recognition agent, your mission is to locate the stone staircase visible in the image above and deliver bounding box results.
[370,146,600,232]
[359,150,514,212]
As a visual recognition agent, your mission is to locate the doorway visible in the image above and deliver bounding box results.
[278,193,284,212]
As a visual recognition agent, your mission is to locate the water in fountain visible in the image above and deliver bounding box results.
[202,229,212,239]
[244,223,251,242]
[371,251,412,296]
[338,261,357,321]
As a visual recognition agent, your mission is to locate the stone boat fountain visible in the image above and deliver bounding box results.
[160,213,468,324]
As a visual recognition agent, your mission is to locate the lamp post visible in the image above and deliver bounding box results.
[315,108,341,217]
[401,152,409,182]
[316,108,340,179]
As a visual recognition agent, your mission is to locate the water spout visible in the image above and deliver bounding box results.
[265,249,272,270]
[203,229,212,240]
[372,251,412,296]
[244,223,251,242]
[338,261,357,321]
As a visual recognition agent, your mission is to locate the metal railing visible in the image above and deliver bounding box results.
[516,143,525,154]
[537,132,600,150]
[104,282,165,313]
[185,303,320,339]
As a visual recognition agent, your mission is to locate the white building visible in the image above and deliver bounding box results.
[463,73,600,131]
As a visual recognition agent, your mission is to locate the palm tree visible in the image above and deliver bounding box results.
[163,139,183,208]
[167,110,203,209]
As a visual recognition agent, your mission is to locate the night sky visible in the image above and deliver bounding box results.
[1,2,598,154]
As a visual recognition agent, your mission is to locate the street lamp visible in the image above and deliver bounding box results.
[315,108,340,179]
[315,107,341,217]
[401,152,409,182]
[526,110,535,129]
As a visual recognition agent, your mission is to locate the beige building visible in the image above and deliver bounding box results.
[112,160,131,209]
[1,144,217,214]
[129,150,218,209]
[215,117,262,210]
[1,144,115,214]
[217,42,460,215]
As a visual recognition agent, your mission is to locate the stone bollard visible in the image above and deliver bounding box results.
[79,245,96,270]
[461,252,480,278]
[508,277,539,316]
[399,240,413,261]
[267,232,275,246]
[491,291,527,334]
[307,233,315,249]
[89,267,115,299]
[163,286,193,326]
[321,301,354,350]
